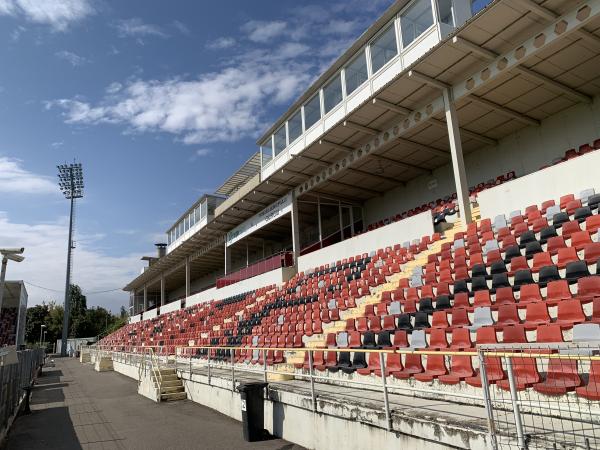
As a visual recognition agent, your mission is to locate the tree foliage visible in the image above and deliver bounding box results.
[24,284,127,349]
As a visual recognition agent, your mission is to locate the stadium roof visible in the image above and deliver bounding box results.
[215,151,262,197]
[125,0,600,292]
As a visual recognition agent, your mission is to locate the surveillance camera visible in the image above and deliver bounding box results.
[0,248,24,254]
[5,254,24,262]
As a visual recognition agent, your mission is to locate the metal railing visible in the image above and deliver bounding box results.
[89,342,600,449]
[0,348,45,438]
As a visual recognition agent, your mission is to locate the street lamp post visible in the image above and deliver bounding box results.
[57,163,84,357]
[39,324,46,347]
[0,248,25,312]
[42,330,47,349]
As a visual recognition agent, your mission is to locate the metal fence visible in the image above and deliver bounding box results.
[89,343,600,449]
[0,348,45,438]
[479,343,600,450]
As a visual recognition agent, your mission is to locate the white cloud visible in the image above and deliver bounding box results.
[105,82,122,94]
[51,141,64,148]
[0,0,94,31]
[114,18,167,39]
[55,50,89,67]
[49,60,312,144]
[206,36,235,50]
[172,20,190,36]
[0,157,57,195]
[195,148,212,157]
[241,20,287,43]
[0,212,142,312]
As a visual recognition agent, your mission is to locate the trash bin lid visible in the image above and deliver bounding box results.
[236,382,268,393]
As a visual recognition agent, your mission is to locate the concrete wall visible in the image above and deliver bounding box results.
[179,370,489,450]
[479,151,600,220]
[297,211,434,272]
[159,300,181,315]
[186,266,295,307]
[363,97,600,225]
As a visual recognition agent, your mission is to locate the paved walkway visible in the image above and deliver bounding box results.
[2,358,303,450]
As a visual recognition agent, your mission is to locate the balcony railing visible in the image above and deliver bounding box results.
[216,251,294,289]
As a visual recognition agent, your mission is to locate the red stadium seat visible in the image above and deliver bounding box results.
[576,361,600,400]
[439,356,475,384]
[413,354,447,382]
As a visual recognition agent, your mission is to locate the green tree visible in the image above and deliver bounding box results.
[25,303,50,344]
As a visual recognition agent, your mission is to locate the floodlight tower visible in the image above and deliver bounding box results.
[57,163,84,357]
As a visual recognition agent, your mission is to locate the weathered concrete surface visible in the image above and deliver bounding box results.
[1,358,304,450]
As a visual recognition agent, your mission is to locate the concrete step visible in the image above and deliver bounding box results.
[161,385,185,394]
[153,374,179,383]
[160,391,187,402]
[159,379,182,388]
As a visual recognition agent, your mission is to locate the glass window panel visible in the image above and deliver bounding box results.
[323,74,343,114]
[401,0,434,47]
[370,24,398,73]
[195,206,200,223]
[437,0,454,25]
[201,201,207,218]
[190,212,195,227]
[273,126,287,156]
[471,0,492,14]
[345,52,368,95]
[261,141,273,166]
[303,93,321,130]
[287,110,303,143]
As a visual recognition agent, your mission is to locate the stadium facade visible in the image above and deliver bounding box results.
[91,0,600,448]
[125,0,600,320]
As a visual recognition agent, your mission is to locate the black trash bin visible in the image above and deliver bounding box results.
[237,382,268,442]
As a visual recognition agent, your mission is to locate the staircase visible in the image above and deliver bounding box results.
[155,368,187,402]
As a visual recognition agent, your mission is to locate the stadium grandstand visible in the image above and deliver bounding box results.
[86,0,600,448]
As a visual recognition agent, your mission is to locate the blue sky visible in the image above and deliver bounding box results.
[0,0,393,311]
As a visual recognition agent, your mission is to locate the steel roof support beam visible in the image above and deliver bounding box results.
[367,153,430,175]
[343,120,380,135]
[160,276,166,306]
[319,139,353,153]
[467,94,540,126]
[374,87,497,146]
[512,0,600,47]
[397,137,449,159]
[428,118,496,146]
[293,0,600,199]
[451,36,592,104]
[327,178,383,196]
[347,167,403,185]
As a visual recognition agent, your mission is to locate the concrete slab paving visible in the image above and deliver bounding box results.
[1,358,304,450]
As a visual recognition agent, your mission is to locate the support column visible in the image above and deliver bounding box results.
[443,88,472,224]
[185,257,191,297]
[143,285,148,312]
[246,242,249,267]
[160,276,166,306]
[349,207,355,237]
[291,192,301,266]
[338,200,343,240]
[224,243,232,275]
[317,195,323,248]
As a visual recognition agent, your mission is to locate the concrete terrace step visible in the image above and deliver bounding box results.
[160,391,187,402]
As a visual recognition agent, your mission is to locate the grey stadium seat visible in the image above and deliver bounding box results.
[469,307,494,331]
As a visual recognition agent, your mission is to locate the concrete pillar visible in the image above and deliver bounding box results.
[317,195,323,248]
[185,257,191,297]
[246,242,249,267]
[160,276,166,306]
[338,200,343,240]
[224,244,232,275]
[443,88,472,224]
[349,207,355,237]
[143,285,148,312]
[291,192,301,265]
